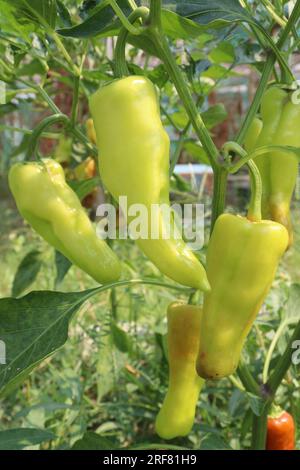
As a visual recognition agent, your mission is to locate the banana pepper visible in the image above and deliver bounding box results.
[89,76,210,291]
[155,302,204,439]
[196,213,288,379]
[9,159,121,284]
[245,86,300,247]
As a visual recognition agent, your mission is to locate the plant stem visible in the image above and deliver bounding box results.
[71,279,193,308]
[251,405,270,450]
[0,124,59,139]
[236,0,300,145]
[52,32,81,76]
[109,0,141,35]
[149,0,162,31]
[71,75,80,126]
[188,290,200,305]
[247,160,262,221]
[114,7,149,77]
[267,319,300,394]
[210,167,228,231]
[262,319,287,384]
[148,33,219,170]
[26,114,69,160]
[261,0,287,27]
[250,318,300,449]
[236,58,273,146]
[237,362,260,395]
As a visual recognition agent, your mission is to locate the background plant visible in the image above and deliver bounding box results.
[0,0,300,451]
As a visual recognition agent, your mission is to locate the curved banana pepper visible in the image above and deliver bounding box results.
[89,76,210,291]
[196,213,288,379]
[155,302,204,439]
[9,159,121,284]
[245,86,300,247]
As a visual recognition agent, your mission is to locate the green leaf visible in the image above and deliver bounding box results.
[56,0,72,28]
[57,4,202,42]
[72,432,115,450]
[284,284,300,322]
[67,177,100,201]
[110,321,131,354]
[54,250,72,288]
[202,64,239,79]
[0,0,35,42]
[12,250,43,298]
[0,290,90,396]
[147,65,169,88]
[161,9,204,39]
[162,0,248,27]
[162,1,290,78]
[183,141,210,165]
[202,104,228,129]
[209,41,235,63]
[57,0,130,39]
[246,392,266,417]
[0,428,55,450]
[199,432,232,450]
[16,58,48,77]
[11,0,57,30]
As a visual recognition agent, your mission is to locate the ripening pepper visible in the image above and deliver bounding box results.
[155,302,204,440]
[86,118,97,145]
[196,213,288,379]
[89,76,210,291]
[74,157,97,180]
[9,159,121,284]
[266,408,295,450]
[245,86,300,247]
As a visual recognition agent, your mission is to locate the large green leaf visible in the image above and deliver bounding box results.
[0,428,55,450]
[54,250,72,289]
[110,320,132,354]
[162,0,247,26]
[72,432,115,450]
[10,0,57,30]
[199,432,232,450]
[162,1,290,76]
[57,0,131,38]
[0,289,93,396]
[12,250,43,298]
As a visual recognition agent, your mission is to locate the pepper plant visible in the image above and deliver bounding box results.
[0,0,300,451]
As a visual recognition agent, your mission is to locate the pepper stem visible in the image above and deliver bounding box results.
[114,7,149,78]
[222,141,262,222]
[247,160,262,222]
[26,114,69,161]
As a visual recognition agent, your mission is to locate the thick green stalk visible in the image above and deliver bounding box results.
[237,362,260,396]
[26,114,69,160]
[114,7,149,77]
[267,319,300,394]
[247,160,262,222]
[210,168,228,232]
[251,405,270,450]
